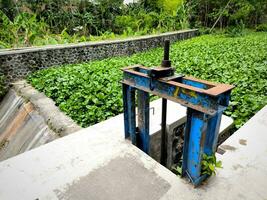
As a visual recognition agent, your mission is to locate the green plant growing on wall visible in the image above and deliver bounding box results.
[201,153,222,176]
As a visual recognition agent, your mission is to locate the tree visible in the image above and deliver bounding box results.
[0,0,17,20]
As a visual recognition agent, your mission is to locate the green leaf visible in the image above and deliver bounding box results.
[215,161,223,168]
[208,164,215,171]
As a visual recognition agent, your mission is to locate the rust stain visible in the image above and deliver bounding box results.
[123,69,148,78]
[204,84,235,96]
[168,81,205,94]
[0,102,34,143]
[122,65,142,71]
[184,76,217,87]
[123,66,234,97]
[239,139,247,146]
[200,129,206,148]
[220,145,237,151]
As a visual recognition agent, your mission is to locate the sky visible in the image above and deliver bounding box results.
[124,0,137,4]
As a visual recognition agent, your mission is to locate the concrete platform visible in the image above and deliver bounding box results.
[0,102,266,200]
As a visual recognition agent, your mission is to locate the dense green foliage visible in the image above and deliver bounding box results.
[1,0,266,48]
[188,0,267,29]
[28,32,267,128]
[256,23,267,32]
[0,0,189,48]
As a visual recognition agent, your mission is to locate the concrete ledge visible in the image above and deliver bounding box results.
[12,80,81,137]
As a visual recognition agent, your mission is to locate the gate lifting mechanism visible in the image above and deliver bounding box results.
[121,40,234,186]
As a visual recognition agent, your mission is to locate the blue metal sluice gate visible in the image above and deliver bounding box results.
[121,40,234,186]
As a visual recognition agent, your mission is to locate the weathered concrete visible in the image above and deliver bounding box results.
[0,81,81,161]
[0,89,57,161]
[55,155,171,200]
[0,99,247,200]
[0,29,198,84]
[12,80,81,137]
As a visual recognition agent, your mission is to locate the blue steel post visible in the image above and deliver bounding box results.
[123,84,137,145]
[204,109,224,155]
[137,90,150,154]
[182,108,209,185]
[182,106,227,186]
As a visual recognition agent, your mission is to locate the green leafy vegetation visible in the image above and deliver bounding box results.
[201,153,222,176]
[188,0,267,29]
[1,0,266,49]
[256,24,267,32]
[27,32,267,128]
[0,0,190,49]
[170,152,222,177]
[225,21,246,37]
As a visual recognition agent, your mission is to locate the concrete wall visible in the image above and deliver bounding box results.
[0,80,81,161]
[0,29,198,84]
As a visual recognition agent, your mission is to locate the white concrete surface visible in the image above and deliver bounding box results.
[0,101,264,200]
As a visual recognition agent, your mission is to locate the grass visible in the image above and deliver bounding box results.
[28,31,267,128]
